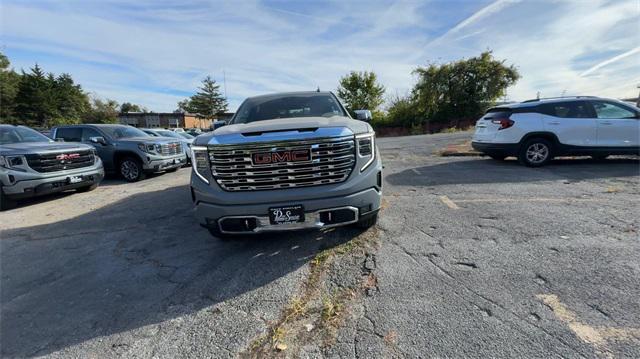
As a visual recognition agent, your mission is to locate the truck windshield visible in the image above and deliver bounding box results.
[157,130,183,139]
[232,93,346,124]
[0,126,52,145]
[101,126,150,139]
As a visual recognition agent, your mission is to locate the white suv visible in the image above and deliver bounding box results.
[472,96,640,166]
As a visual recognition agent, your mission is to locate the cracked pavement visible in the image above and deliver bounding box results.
[1,131,639,358]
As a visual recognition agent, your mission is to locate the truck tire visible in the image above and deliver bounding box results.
[355,213,378,229]
[518,138,553,167]
[0,186,17,211]
[77,183,98,193]
[119,157,146,182]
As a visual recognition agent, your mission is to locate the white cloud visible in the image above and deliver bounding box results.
[1,0,638,112]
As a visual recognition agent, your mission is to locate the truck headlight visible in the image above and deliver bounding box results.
[356,133,375,172]
[191,146,210,184]
[0,155,26,169]
[137,143,160,154]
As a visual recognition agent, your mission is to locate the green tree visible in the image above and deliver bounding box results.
[385,95,422,129]
[120,102,145,113]
[13,64,56,127]
[337,71,385,116]
[0,52,21,123]
[49,73,90,125]
[178,76,228,119]
[412,51,520,125]
[84,98,120,124]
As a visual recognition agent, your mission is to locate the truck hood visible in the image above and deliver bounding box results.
[116,137,180,145]
[0,141,94,156]
[214,116,371,136]
[196,116,372,146]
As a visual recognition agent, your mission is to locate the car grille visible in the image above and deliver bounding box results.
[160,142,182,155]
[209,136,356,191]
[25,150,95,173]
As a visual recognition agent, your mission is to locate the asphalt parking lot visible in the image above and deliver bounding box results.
[1,132,639,358]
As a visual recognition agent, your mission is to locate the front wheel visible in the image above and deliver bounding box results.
[120,157,146,182]
[519,138,553,167]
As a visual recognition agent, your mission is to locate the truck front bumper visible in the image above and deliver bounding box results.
[194,187,380,234]
[2,165,104,199]
[143,154,186,172]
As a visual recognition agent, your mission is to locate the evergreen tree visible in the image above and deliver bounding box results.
[177,76,228,120]
[14,64,56,127]
[0,52,21,123]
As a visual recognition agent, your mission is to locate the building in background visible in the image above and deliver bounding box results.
[118,112,212,129]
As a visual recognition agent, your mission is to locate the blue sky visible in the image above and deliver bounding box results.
[1,0,638,112]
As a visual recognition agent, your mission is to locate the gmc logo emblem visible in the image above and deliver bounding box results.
[56,153,80,161]
[252,149,311,165]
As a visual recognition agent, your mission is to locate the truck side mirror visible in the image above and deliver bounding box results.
[354,110,372,122]
[89,136,107,145]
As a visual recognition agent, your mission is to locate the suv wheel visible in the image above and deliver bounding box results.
[519,138,553,167]
[0,186,17,211]
[120,157,146,182]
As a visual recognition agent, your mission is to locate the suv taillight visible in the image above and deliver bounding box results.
[491,118,514,130]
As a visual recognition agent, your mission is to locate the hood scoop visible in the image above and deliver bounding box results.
[242,128,318,137]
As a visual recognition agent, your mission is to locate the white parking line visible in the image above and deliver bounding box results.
[411,168,421,175]
[439,195,460,210]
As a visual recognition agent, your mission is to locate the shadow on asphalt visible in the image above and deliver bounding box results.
[0,184,363,357]
[386,157,640,186]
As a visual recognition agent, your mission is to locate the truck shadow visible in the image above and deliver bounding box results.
[386,157,640,187]
[0,185,361,357]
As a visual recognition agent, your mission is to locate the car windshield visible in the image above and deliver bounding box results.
[0,126,52,145]
[232,93,346,124]
[178,132,194,139]
[157,130,182,139]
[101,126,150,139]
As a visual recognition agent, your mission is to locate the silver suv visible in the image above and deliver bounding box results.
[52,124,187,182]
[190,91,383,237]
[0,125,104,210]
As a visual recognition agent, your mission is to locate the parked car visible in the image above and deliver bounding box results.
[472,96,640,166]
[0,125,104,210]
[185,128,202,137]
[140,128,193,163]
[52,124,186,182]
[190,91,382,238]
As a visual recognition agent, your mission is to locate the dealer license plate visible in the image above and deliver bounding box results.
[269,205,305,225]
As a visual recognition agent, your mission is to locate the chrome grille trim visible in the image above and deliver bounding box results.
[160,142,182,155]
[209,136,355,191]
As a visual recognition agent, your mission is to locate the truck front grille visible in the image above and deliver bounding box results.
[209,136,355,191]
[160,142,182,155]
[25,150,95,173]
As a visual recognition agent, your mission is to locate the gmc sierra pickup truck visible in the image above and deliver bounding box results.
[52,124,187,182]
[1,124,104,210]
[190,91,383,237]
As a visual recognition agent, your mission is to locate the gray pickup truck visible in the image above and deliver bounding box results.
[52,124,187,182]
[190,91,383,237]
[0,124,104,210]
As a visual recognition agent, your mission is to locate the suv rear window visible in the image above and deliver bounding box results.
[55,128,82,142]
[539,101,591,118]
[483,108,512,119]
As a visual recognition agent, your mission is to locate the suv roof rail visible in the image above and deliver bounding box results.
[522,96,597,103]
